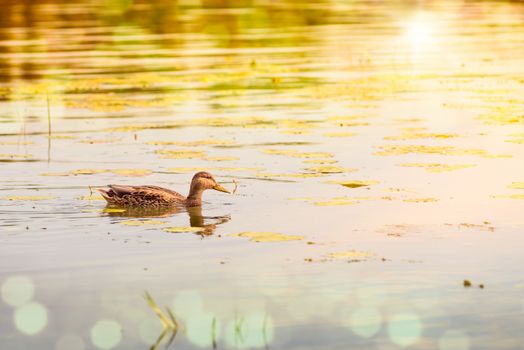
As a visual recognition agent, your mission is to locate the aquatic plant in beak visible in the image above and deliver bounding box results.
[98,171,230,207]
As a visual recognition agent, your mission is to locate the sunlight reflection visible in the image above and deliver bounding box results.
[401,12,439,59]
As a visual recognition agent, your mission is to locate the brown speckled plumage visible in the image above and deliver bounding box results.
[98,171,229,207]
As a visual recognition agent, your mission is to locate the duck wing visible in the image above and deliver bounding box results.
[99,185,185,206]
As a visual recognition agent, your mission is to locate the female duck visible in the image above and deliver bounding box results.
[98,171,229,207]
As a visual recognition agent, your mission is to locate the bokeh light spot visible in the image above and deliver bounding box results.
[439,330,470,350]
[1,276,34,307]
[348,307,382,338]
[186,312,218,348]
[56,334,85,350]
[387,313,422,347]
[14,302,48,335]
[90,319,122,349]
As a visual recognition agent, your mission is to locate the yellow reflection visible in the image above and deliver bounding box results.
[387,313,422,347]
[14,302,48,335]
[1,276,34,307]
[439,330,470,350]
[90,319,122,350]
[56,334,85,350]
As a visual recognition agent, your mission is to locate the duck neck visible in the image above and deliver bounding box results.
[186,186,203,207]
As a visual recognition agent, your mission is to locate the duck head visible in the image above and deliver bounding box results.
[189,171,230,197]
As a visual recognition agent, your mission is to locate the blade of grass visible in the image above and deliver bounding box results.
[144,291,176,330]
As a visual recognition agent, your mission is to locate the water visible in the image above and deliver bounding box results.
[1,0,523,349]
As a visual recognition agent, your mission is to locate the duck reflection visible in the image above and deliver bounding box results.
[104,205,230,236]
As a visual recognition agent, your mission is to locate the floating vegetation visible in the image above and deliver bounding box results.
[314,198,358,206]
[262,149,334,159]
[120,220,166,226]
[164,227,205,233]
[491,194,524,200]
[110,169,152,177]
[146,139,236,147]
[302,159,338,165]
[403,198,439,203]
[378,224,415,237]
[327,180,380,188]
[398,163,475,173]
[463,280,485,289]
[3,196,55,201]
[303,166,357,174]
[79,138,119,144]
[40,172,70,177]
[156,149,207,159]
[203,156,239,162]
[327,250,374,261]
[70,169,106,175]
[457,222,495,232]
[508,182,524,190]
[76,195,104,201]
[384,131,458,140]
[375,145,510,158]
[231,232,303,243]
[0,154,33,160]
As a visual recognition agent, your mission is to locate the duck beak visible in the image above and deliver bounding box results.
[213,184,230,194]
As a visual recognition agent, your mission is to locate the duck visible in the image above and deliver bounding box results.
[98,171,230,207]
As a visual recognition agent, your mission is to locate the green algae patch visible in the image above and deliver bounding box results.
[231,231,303,243]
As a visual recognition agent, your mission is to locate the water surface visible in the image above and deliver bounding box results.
[1,1,524,349]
